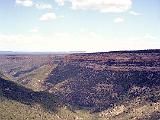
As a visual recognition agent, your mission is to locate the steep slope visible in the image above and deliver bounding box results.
[16,64,57,91]
[45,50,160,119]
[46,62,160,110]
[0,54,63,91]
[0,73,96,120]
[0,50,160,120]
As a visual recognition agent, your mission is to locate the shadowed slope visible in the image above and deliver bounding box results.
[0,76,63,113]
[46,50,160,112]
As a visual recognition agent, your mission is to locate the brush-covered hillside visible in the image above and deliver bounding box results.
[0,50,160,120]
[46,50,160,119]
[0,72,97,120]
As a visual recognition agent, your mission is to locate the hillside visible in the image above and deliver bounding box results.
[0,73,96,120]
[45,50,160,119]
[0,50,160,120]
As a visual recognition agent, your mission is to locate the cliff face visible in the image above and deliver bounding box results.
[46,50,160,112]
[64,50,160,65]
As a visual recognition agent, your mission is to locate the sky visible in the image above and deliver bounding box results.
[0,0,160,52]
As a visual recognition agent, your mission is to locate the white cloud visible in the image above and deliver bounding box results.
[0,33,159,52]
[30,27,39,33]
[114,17,124,23]
[55,0,65,6]
[16,0,33,7]
[80,27,87,33]
[16,0,53,10]
[0,33,74,52]
[39,12,57,21]
[59,15,65,18]
[0,33,101,52]
[144,34,156,40]
[129,11,141,16]
[55,0,132,13]
[35,3,53,10]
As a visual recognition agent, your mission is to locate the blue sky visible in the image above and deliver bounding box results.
[0,0,160,52]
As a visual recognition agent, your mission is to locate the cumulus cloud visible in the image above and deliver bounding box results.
[55,0,132,13]
[114,17,124,23]
[59,15,65,18]
[55,0,65,6]
[144,34,156,40]
[0,33,74,52]
[16,0,33,7]
[0,33,159,52]
[0,33,102,52]
[16,0,53,10]
[39,12,57,21]
[35,3,53,10]
[129,11,141,16]
[30,27,39,33]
